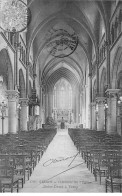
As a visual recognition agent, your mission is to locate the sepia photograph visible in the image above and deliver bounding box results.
[0,0,122,193]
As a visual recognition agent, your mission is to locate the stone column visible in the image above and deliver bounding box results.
[89,73,92,129]
[89,103,92,129]
[106,37,110,88]
[48,91,53,117]
[96,97,106,131]
[14,32,19,89]
[79,94,82,124]
[72,89,76,123]
[106,89,120,134]
[45,92,48,120]
[91,102,96,130]
[6,90,19,134]
[39,85,42,127]
[117,101,122,135]
[96,53,99,94]
[81,91,85,127]
[19,98,28,131]
[42,95,45,124]
[76,90,80,124]
[26,61,30,98]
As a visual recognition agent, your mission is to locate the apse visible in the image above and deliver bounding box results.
[53,78,72,110]
[52,78,73,123]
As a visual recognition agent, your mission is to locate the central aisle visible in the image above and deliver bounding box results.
[20,129,104,192]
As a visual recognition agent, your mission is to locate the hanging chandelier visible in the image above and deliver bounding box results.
[0,0,31,32]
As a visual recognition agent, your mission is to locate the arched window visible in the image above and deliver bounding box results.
[53,79,72,110]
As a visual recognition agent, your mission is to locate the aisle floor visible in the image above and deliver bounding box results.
[20,129,105,193]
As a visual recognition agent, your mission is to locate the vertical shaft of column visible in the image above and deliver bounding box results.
[117,102,122,135]
[81,92,85,127]
[14,32,19,90]
[96,97,106,131]
[47,91,51,116]
[85,84,90,128]
[45,93,47,120]
[42,93,45,124]
[89,74,92,129]
[77,91,80,124]
[19,98,28,131]
[72,88,76,123]
[106,89,119,134]
[48,91,53,117]
[7,90,19,134]
[75,90,78,124]
[106,30,110,88]
[45,92,48,120]
[50,92,52,116]
[26,61,30,98]
[106,96,111,134]
[84,88,86,128]
[98,104,105,131]
[96,51,99,94]
[39,86,42,126]
[74,93,77,123]
[75,88,79,124]
[79,94,82,124]
[111,97,117,133]
[91,102,96,130]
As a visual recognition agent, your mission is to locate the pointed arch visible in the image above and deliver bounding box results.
[0,48,13,90]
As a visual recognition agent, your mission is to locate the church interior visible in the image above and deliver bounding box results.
[0,0,122,193]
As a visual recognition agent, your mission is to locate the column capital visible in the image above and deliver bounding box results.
[6,90,19,102]
[19,98,29,106]
[96,97,106,105]
[105,89,120,98]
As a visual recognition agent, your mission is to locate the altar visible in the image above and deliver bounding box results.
[60,117,65,129]
[52,109,73,124]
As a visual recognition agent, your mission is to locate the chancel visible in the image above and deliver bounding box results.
[0,0,122,193]
[53,78,73,127]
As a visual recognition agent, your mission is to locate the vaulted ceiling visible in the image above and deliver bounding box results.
[27,0,114,90]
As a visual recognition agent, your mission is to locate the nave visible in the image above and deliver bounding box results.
[0,0,122,193]
[0,127,122,193]
[20,129,104,193]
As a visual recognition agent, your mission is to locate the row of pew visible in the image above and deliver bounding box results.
[68,128,122,193]
[0,128,57,192]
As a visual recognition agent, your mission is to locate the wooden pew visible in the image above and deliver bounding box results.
[0,128,57,192]
[0,166,19,192]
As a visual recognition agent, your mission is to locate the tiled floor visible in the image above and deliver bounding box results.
[20,129,105,193]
